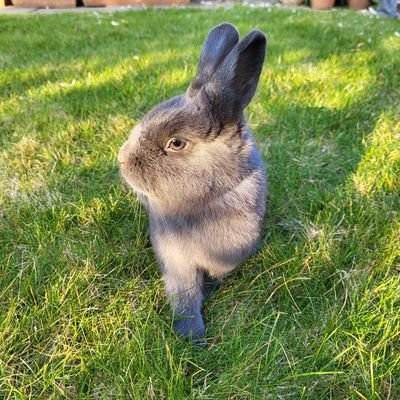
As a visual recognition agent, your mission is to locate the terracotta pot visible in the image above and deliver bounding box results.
[83,0,189,5]
[348,0,368,9]
[12,0,76,7]
[281,0,304,5]
[311,0,334,9]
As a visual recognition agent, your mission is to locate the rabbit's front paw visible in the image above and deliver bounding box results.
[174,313,205,340]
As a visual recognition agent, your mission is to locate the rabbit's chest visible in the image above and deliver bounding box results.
[151,229,201,267]
[149,211,258,273]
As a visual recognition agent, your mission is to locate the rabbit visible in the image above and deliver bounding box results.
[118,23,267,340]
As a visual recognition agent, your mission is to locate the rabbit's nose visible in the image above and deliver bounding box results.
[118,141,130,164]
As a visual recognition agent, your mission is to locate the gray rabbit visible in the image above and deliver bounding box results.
[118,23,267,340]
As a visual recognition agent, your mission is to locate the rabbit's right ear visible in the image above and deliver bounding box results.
[199,29,266,125]
[186,23,239,98]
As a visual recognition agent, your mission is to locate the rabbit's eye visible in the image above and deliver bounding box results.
[166,138,187,152]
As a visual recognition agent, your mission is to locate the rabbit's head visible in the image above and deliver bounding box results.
[119,23,266,211]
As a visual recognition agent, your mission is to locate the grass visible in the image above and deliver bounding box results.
[0,5,399,399]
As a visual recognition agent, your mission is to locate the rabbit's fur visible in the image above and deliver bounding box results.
[119,23,267,340]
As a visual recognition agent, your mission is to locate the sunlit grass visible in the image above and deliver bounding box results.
[354,113,400,195]
[1,6,400,399]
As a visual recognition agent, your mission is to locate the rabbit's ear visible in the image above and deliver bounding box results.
[187,23,239,98]
[201,29,267,124]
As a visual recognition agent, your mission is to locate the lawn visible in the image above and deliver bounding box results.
[1,5,399,399]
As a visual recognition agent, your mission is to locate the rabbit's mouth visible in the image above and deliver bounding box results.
[120,165,149,195]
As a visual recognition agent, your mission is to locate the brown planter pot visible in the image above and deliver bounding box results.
[281,0,304,5]
[83,0,189,5]
[348,0,368,9]
[311,0,334,9]
[12,0,76,7]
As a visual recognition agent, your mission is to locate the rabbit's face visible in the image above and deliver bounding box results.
[118,94,247,206]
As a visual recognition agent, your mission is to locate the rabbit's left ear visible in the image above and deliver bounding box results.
[187,23,239,98]
[200,29,267,124]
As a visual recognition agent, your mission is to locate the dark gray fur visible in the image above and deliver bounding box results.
[119,23,267,340]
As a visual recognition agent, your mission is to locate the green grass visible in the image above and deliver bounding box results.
[1,5,399,399]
